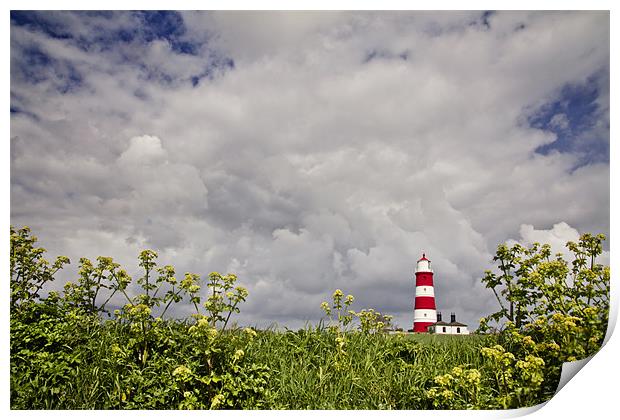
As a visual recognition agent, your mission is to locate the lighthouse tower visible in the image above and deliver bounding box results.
[413,253,437,332]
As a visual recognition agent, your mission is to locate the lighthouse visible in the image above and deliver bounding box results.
[413,253,437,332]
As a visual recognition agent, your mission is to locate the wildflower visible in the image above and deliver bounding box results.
[441,390,454,399]
[128,303,151,317]
[426,388,438,398]
[466,369,481,385]
[525,355,544,366]
[544,341,560,352]
[173,365,192,377]
[321,301,331,314]
[480,347,495,358]
[434,374,453,386]
[501,352,516,366]
[333,289,344,299]
[583,307,598,316]
[196,318,211,328]
[234,349,244,360]
[207,328,218,339]
[189,318,218,338]
[210,393,224,409]
[522,335,536,348]
[235,286,249,299]
[345,294,355,305]
[244,327,257,338]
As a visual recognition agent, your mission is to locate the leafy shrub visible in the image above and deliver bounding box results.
[10,225,268,409]
[475,232,609,407]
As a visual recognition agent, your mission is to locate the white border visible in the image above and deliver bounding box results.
[3,2,616,419]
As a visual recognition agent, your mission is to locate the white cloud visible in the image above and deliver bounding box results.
[549,113,570,131]
[118,135,168,166]
[517,222,579,254]
[513,222,610,266]
[10,11,610,330]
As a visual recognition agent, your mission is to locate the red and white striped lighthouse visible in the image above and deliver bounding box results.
[413,253,437,332]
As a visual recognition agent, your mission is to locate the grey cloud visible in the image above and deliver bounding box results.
[11,11,609,330]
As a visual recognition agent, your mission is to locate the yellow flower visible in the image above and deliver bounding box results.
[434,374,453,386]
[128,303,151,317]
[196,318,210,328]
[501,352,516,366]
[526,355,544,367]
[441,390,454,399]
[234,349,245,359]
[466,369,481,384]
[522,335,536,347]
[210,393,224,409]
[173,365,192,377]
[244,327,257,338]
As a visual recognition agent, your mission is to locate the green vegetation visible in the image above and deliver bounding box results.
[10,226,609,409]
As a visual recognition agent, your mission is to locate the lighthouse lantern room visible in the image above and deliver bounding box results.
[413,253,437,332]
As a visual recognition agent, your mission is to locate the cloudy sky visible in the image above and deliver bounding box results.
[10,11,610,330]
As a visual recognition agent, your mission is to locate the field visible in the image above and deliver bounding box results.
[10,308,513,410]
[10,226,607,410]
[246,331,496,409]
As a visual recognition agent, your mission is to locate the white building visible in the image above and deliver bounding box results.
[427,312,469,335]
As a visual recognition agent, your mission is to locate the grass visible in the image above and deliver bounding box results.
[11,306,498,410]
[244,328,496,409]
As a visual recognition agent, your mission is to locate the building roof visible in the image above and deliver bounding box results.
[429,321,468,327]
